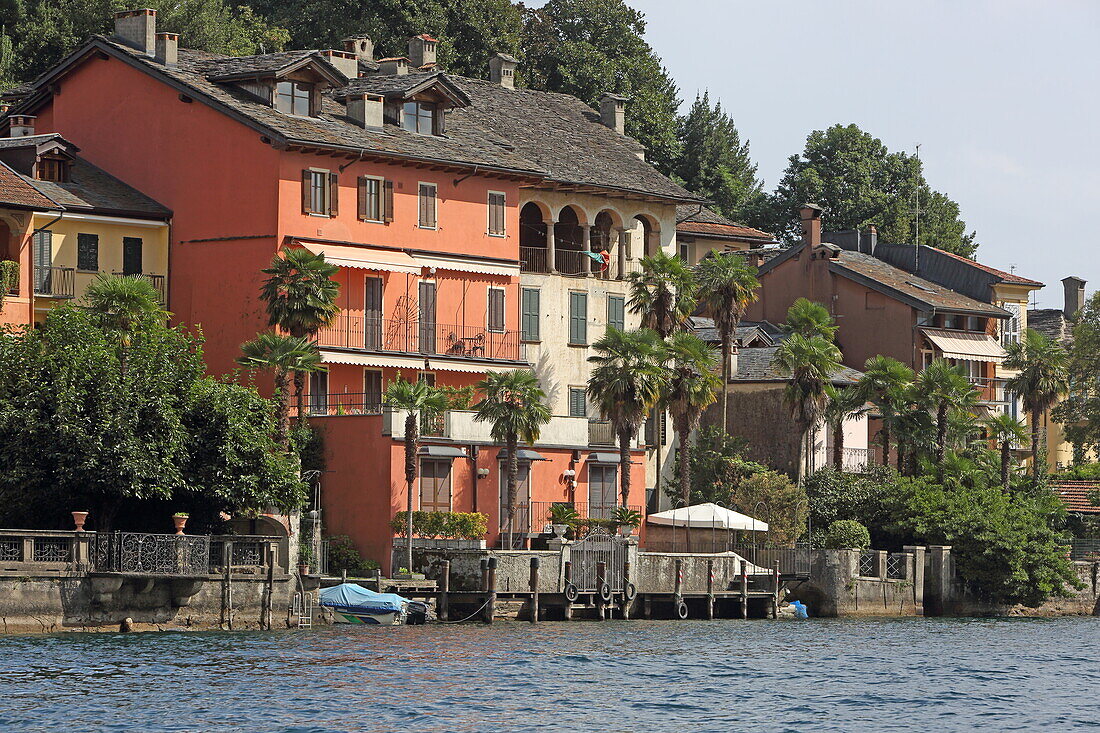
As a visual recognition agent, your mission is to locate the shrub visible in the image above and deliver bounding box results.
[390,511,488,540]
[325,535,379,578]
[1052,462,1100,481]
[549,503,580,526]
[612,507,642,528]
[823,520,871,549]
[731,470,808,546]
[806,465,898,545]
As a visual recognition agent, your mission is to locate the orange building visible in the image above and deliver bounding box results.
[2,10,684,566]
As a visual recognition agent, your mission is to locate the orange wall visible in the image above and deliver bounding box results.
[0,217,33,326]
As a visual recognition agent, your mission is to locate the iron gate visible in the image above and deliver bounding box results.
[569,528,627,592]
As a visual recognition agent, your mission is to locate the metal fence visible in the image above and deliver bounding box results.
[859,551,876,577]
[317,313,524,362]
[93,532,210,576]
[886,553,905,579]
[569,528,627,591]
[1068,538,1100,561]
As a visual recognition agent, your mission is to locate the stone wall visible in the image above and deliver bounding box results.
[786,547,924,617]
[704,385,801,477]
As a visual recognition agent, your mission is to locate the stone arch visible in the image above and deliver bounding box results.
[520,201,547,248]
[633,213,662,258]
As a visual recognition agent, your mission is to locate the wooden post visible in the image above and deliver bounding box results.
[439,560,451,622]
[562,560,573,621]
[621,558,631,620]
[740,559,748,620]
[374,567,383,593]
[706,559,715,620]
[222,541,233,630]
[263,545,275,630]
[529,557,540,624]
[595,560,607,621]
[484,557,497,624]
[771,560,780,619]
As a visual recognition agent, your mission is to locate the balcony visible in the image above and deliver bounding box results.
[317,313,525,362]
[520,246,640,280]
[34,266,75,298]
[588,419,615,446]
[113,272,167,303]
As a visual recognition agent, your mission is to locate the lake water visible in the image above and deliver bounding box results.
[1,618,1098,732]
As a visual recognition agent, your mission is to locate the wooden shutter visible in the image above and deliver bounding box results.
[357,176,367,220]
[383,179,394,222]
[77,233,98,272]
[569,387,587,417]
[122,237,143,276]
[521,288,540,341]
[301,169,311,213]
[569,291,587,345]
[328,172,339,216]
[488,289,505,332]
[607,295,624,331]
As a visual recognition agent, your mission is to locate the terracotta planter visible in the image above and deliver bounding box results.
[172,515,188,535]
[71,511,89,532]
[298,563,310,576]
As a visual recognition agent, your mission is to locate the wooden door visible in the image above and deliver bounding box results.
[498,462,531,535]
[588,464,618,519]
[364,276,382,350]
[419,459,451,512]
[122,237,143,276]
[418,281,436,354]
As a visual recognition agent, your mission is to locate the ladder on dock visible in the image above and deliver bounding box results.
[293,591,314,629]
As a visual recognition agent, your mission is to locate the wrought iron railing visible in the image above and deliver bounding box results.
[555,249,592,276]
[859,550,876,577]
[297,392,384,417]
[93,532,210,576]
[1068,538,1100,561]
[34,266,75,298]
[520,246,549,274]
[522,246,640,280]
[506,501,644,537]
[317,313,525,362]
[33,537,72,563]
[0,538,22,562]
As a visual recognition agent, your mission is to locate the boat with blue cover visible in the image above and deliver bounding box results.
[319,583,427,625]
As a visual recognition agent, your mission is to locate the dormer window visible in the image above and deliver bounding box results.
[276,81,313,116]
[402,101,436,135]
[37,154,70,183]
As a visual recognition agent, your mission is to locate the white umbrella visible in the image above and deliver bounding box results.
[646,502,769,531]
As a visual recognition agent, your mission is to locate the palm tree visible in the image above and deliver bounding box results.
[822,384,867,469]
[914,359,980,462]
[893,401,935,474]
[627,251,696,338]
[661,333,721,531]
[85,273,169,375]
[1005,328,1069,477]
[587,328,667,507]
[984,414,1028,491]
[772,334,842,481]
[259,247,340,424]
[386,376,450,573]
[237,333,324,449]
[473,371,552,549]
[855,356,915,466]
[695,252,759,431]
[781,298,838,341]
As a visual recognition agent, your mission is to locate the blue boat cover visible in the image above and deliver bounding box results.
[319,583,409,613]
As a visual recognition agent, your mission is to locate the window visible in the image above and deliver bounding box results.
[521,288,540,341]
[418,183,437,228]
[364,276,383,350]
[418,371,436,387]
[569,387,587,417]
[488,288,505,333]
[488,191,506,236]
[607,294,625,332]
[76,233,99,272]
[588,464,618,519]
[678,241,690,263]
[122,237,143,276]
[418,281,437,354]
[966,316,983,332]
[402,101,436,134]
[1002,303,1022,346]
[302,169,337,216]
[275,81,312,116]
[568,291,587,346]
[308,371,328,415]
[942,314,958,330]
[357,176,382,221]
[419,459,452,512]
[363,369,382,413]
[37,154,69,182]
[645,408,667,447]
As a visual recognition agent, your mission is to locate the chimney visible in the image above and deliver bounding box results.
[114,8,156,55]
[8,115,35,137]
[319,50,358,79]
[600,93,628,135]
[342,35,374,65]
[377,57,409,76]
[408,35,438,69]
[1063,276,1086,319]
[862,225,877,255]
[489,53,518,88]
[155,32,178,65]
[346,93,384,129]
[799,204,823,246]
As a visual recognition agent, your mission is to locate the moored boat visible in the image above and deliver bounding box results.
[319,583,412,625]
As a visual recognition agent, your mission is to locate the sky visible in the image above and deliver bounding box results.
[570,0,1100,308]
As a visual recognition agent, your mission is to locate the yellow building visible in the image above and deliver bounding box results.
[0,123,170,327]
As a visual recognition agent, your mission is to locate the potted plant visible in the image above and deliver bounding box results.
[549,504,579,537]
[612,507,642,537]
[172,512,189,535]
[298,541,315,576]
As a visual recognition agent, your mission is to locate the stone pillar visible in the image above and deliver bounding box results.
[615,227,627,279]
[544,219,557,274]
[582,225,592,276]
[925,545,953,617]
[903,545,926,614]
[873,550,887,579]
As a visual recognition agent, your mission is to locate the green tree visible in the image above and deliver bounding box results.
[674,92,762,219]
[805,465,898,547]
[695,252,758,431]
[1005,328,1068,477]
[662,425,766,507]
[855,355,915,467]
[781,297,838,341]
[772,333,842,481]
[259,247,340,423]
[473,370,551,548]
[984,414,1028,491]
[84,272,169,376]
[761,124,977,257]
[627,251,696,338]
[914,359,980,462]
[520,0,681,173]
[385,376,449,574]
[237,332,324,449]
[731,470,808,547]
[587,327,665,507]
[1056,292,1100,458]
[822,384,867,470]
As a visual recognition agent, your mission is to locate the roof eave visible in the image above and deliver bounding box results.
[829,262,1009,319]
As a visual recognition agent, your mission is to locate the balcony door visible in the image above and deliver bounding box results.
[499,462,532,540]
[419,459,452,512]
[588,464,618,519]
[418,281,436,354]
[364,276,382,350]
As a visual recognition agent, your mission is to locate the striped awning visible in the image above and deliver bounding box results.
[921,328,1007,363]
[301,243,421,274]
[414,252,519,277]
[318,350,524,374]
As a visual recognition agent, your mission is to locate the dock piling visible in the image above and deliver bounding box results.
[771,561,780,619]
[439,560,450,622]
[740,559,748,619]
[529,557,540,624]
[484,557,498,624]
[595,561,607,621]
[706,559,715,620]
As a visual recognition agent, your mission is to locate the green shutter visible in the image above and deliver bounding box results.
[521,288,540,341]
[569,387,587,417]
[569,291,587,345]
[607,295,625,331]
